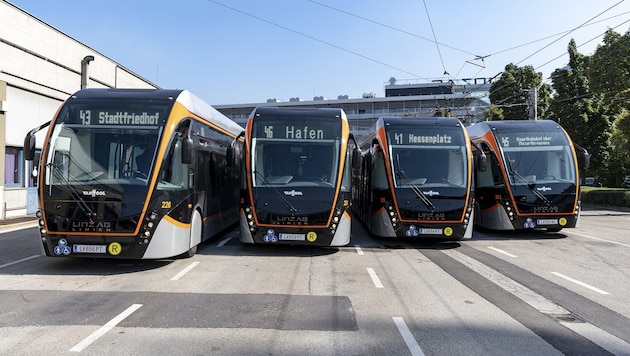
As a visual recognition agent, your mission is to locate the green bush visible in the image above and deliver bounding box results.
[580,187,630,208]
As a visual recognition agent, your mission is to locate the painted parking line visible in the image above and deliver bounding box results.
[0,255,40,269]
[568,231,630,248]
[367,267,384,288]
[488,246,517,258]
[392,317,425,356]
[170,261,200,281]
[443,249,630,355]
[69,304,142,352]
[217,237,232,247]
[551,272,610,295]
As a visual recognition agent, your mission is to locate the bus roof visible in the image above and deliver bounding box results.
[68,88,244,137]
[467,119,564,139]
[250,106,347,121]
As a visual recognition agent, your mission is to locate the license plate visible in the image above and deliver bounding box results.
[419,228,443,235]
[537,219,558,225]
[73,244,107,253]
[279,233,306,241]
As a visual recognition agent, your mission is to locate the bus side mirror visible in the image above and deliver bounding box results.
[24,134,36,161]
[182,136,193,164]
[352,148,362,170]
[477,151,487,172]
[574,143,590,170]
[583,152,590,170]
[226,146,236,167]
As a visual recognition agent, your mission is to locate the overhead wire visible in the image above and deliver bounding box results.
[515,0,625,66]
[205,0,430,79]
[208,0,626,115]
[421,0,449,77]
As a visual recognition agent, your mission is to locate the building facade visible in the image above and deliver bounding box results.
[0,1,159,218]
[214,77,492,138]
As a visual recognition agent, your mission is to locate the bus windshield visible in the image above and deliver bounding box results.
[43,100,168,188]
[495,130,576,185]
[250,116,342,188]
[388,126,468,189]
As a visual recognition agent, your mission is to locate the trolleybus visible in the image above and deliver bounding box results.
[466,120,588,232]
[236,107,356,246]
[352,116,475,240]
[24,88,243,259]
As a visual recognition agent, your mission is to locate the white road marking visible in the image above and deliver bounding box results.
[367,267,384,288]
[443,249,630,355]
[568,231,630,248]
[355,244,364,255]
[170,261,200,281]
[393,317,425,356]
[0,255,40,269]
[551,272,610,295]
[217,237,232,247]
[488,246,517,258]
[69,304,142,352]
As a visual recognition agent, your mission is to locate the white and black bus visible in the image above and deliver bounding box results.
[24,88,243,259]
[235,107,357,246]
[352,116,476,240]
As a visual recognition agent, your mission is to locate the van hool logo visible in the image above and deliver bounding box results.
[71,220,113,232]
[82,189,106,197]
[283,190,303,197]
[422,190,440,196]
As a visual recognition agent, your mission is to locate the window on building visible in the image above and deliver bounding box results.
[5,147,23,187]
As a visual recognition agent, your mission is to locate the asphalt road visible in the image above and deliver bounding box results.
[1,207,629,355]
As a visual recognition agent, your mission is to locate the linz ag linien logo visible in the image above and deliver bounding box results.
[536,186,552,192]
[283,189,303,197]
[82,189,106,197]
[72,220,113,232]
[276,216,308,225]
[423,190,440,196]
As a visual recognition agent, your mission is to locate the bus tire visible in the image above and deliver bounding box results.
[181,245,197,258]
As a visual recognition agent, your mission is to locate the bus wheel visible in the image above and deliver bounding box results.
[181,245,197,258]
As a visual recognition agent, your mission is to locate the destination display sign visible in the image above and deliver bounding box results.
[77,110,163,125]
[498,132,567,148]
[253,117,341,140]
[387,127,462,146]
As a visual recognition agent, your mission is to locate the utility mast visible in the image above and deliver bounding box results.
[526,87,537,120]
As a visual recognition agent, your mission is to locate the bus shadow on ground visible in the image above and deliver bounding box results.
[10,256,174,276]
[198,239,340,257]
[469,227,567,241]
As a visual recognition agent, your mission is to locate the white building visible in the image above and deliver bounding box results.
[215,77,492,139]
[0,1,158,219]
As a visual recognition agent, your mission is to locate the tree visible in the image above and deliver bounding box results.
[488,63,551,120]
[588,29,630,113]
[547,40,612,181]
[588,29,630,185]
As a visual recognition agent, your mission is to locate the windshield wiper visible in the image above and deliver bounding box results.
[48,162,97,221]
[506,157,552,206]
[253,170,299,213]
[395,155,436,210]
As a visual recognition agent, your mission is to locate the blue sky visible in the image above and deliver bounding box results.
[8,0,630,105]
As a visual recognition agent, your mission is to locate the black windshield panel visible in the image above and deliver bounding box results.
[43,99,170,190]
[495,130,576,185]
[251,116,343,188]
[387,125,469,189]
